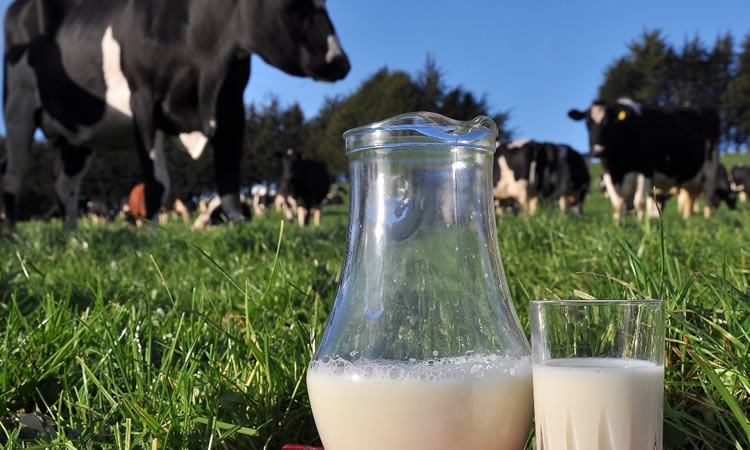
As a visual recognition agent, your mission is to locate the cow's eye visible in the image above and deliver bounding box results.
[617,110,627,121]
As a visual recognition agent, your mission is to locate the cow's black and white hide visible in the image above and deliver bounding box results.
[568,98,719,220]
[2,0,349,232]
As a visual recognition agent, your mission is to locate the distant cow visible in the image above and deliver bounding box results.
[193,195,251,230]
[538,143,590,214]
[731,164,750,203]
[568,99,719,219]
[278,148,330,226]
[493,139,542,215]
[703,163,737,212]
[493,139,590,215]
[2,0,349,231]
[250,183,279,218]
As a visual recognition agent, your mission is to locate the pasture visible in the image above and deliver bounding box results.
[1,156,750,449]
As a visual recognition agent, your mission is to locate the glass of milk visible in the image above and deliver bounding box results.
[307,113,534,450]
[530,299,665,450]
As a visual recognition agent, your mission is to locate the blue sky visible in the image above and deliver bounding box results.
[1,0,749,152]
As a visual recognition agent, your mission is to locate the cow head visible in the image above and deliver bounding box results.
[243,0,350,81]
[568,100,640,157]
[274,148,301,183]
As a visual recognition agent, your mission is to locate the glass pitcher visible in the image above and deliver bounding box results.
[307,112,533,450]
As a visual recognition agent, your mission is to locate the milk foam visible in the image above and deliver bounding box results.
[309,353,531,382]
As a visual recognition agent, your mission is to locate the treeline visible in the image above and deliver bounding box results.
[598,29,750,151]
[0,58,510,218]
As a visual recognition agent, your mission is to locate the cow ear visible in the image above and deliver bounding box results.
[617,109,628,121]
[568,109,586,121]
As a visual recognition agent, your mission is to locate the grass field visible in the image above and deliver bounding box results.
[1,155,750,449]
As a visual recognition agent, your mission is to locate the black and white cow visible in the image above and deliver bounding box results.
[278,148,330,226]
[731,164,750,203]
[538,142,590,214]
[705,163,737,212]
[193,194,252,230]
[568,99,719,220]
[493,139,590,215]
[493,139,542,215]
[2,0,349,231]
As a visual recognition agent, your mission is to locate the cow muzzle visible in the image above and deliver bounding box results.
[591,144,606,156]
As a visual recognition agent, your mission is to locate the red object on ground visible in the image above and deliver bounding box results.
[128,183,147,218]
[281,446,324,450]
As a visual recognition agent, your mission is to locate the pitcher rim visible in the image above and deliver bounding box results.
[343,112,498,154]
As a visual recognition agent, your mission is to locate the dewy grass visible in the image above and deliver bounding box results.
[1,171,749,448]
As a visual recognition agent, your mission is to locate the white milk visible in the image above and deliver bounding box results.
[307,354,533,450]
[533,358,664,450]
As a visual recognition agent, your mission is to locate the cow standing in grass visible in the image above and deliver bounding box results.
[2,0,349,232]
[731,164,750,203]
[568,99,719,220]
[278,148,330,226]
[493,139,590,215]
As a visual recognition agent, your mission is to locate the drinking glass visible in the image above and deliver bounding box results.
[530,299,665,450]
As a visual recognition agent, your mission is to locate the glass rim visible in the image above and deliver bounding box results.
[530,299,665,306]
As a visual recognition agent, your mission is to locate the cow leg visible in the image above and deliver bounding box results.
[208,61,249,224]
[54,145,94,230]
[274,194,284,212]
[252,194,264,217]
[559,196,568,214]
[174,199,190,224]
[529,197,539,216]
[702,145,719,219]
[677,189,694,219]
[634,175,651,221]
[312,207,322,226]
[285,196,297,221]
[647,196,660,218]
[297,205,308,226]
[602,173,625,220]
[3,52,39,232]
[134,130,171,222]
[211,124,244,223]
[130,92,169,221]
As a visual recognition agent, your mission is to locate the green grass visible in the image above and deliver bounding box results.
[1,157,750,449]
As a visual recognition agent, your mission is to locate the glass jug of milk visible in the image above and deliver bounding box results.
[307,112,533,450]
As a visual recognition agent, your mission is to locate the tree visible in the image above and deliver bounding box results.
[709,33,736,147]
[598,30,671,104]
[669,35,710,105]
[724,33,750,151]
[598,57,641,104]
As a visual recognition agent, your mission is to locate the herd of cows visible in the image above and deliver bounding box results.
[495,98,750,220]
[2,0,750,233]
